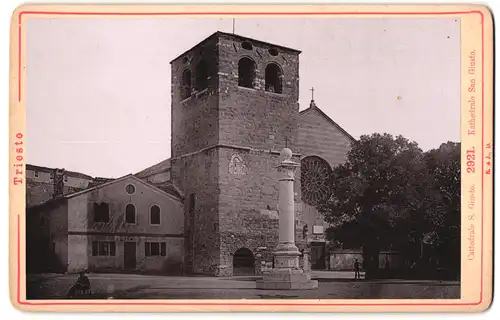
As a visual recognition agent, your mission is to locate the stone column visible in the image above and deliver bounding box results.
[256,148,318,290]
[274,148,301,268]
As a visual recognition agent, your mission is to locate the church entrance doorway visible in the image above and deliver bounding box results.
[233,248,255,276]
[311,242,326,270]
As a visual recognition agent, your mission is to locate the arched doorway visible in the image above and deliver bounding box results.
[233,248,255,276]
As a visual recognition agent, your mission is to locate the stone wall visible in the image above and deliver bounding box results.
[170,37,219,158]
[328,250,404,271]
[217,34,300,151]
[170,149,220,275]
[217,147,308,276]
[26,180,55,207]
[169,32,305,276]
[26,199,69,273]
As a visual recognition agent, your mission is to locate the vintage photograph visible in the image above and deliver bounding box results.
[23,16,462,300]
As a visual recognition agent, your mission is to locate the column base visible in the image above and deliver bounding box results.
[256,269,319,290]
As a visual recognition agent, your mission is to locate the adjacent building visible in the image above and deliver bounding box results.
[26,175,184,274]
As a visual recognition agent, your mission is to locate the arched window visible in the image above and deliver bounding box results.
[181,69,192,99]
[125,204,136,224]
[150,205,161,225]
[238,57,256,88]
[300,156,333,206]
[265,63,283,94]
[195,60,209,91]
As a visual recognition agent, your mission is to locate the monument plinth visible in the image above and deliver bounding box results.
[256,148,318,290]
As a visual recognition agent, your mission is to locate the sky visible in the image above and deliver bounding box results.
[26,17,460,178]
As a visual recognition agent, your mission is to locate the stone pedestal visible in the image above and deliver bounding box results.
[256,148,318,290]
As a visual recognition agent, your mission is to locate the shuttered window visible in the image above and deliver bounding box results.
[92,241,116,256]
[145,242,167,257]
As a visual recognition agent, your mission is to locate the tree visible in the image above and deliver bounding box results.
[319,133,427,279]
[321,134,461,279]
[422,142,461,275]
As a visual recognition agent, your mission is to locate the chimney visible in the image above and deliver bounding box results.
[53,168,65,199]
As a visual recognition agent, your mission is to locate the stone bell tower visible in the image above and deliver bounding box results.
[170,31,302,276]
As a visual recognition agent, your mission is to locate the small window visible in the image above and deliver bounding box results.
[125,184,135,195]
[150,205,161,225]
[181,69,192,100]
[94,203,110,223]
[268,48,279,56]
[49,172,54,180]
[195,60,209,91]
[52,242,56,253]
[34,171,39,178]
[238,57,256,88]
[39,214,46,226]
[92,241,116,256]
[63,176,68,182]
[265,63,283,94]
[189,193,196,213]
[182,56,189,64]
[145,242,166,257]
[241,41,253,50]
[125,204,136,224]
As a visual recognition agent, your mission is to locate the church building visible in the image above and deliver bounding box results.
[26,31,354,277]
[136,31,354,276]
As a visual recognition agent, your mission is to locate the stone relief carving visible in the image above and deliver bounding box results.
[229,153,247,175]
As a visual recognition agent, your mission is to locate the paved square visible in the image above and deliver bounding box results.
[27,272,459,300]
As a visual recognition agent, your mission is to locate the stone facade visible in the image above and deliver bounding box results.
[298,104,354,167]
[169,32,313,276]
[297,103,355,267]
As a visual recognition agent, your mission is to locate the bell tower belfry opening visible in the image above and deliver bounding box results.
[170,32,302,276]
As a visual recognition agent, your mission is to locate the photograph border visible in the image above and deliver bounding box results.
[9,4,493,312]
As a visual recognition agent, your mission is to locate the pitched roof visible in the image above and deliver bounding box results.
[299,101,357,143]
[67,174,182,203]
[87,177,115,188]
[150,181,185,200]
[135,158,171,179]
[29,174,183,209]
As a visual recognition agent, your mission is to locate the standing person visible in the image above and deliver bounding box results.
[353,259,361,279]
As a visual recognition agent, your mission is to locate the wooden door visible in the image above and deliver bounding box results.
[124,242,136,270]
[311,243,326,270]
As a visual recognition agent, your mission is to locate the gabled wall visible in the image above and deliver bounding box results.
[298,106,353,168]
[65,176,184,274]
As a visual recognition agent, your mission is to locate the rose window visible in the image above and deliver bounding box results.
[301,156,332,206]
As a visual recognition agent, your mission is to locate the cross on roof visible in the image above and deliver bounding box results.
[285,136,288,148]
[310,87,315,101]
